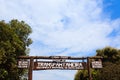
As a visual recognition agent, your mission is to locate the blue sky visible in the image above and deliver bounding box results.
[103,0,120,19]
[0,0,120,80]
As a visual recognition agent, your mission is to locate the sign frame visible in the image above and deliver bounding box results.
[33,61,87,70]
[18,60,29,69]
[18,56,103,80]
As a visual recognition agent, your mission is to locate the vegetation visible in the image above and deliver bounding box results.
[0,20,32,80]
[96,47,120,80]
[74,69,100,80]
[74,47,120,80]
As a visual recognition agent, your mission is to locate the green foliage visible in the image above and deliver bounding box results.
[96,46,120,63]
[96,46,120,80]
[74,70,88,80]
[98,62,120,80]
[0,20,32,80]
[74,46,120,80]
[74,69,100,80]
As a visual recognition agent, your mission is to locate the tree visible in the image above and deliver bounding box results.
[74,70,88,80]
[74,47,120,80]
[96,47,120,80]
[74,69,100,80]
[0,20,32,80]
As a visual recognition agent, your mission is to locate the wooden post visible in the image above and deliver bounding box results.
[28,58,33,80]
[87,57,92,80]
[17,56,102,80]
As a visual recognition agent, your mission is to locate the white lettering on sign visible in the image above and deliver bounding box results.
[92,61,102,68]
[52,59,66,62]
[18,61,29,68]
[34,61,86,70]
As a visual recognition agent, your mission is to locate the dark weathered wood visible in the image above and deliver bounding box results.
[18,56,87,60]
[18,56,103,80]
[28,58,33,80]
[18,56,102,60]
[87,57,92,80]
[33,61,87,70]
[89,56,103,59]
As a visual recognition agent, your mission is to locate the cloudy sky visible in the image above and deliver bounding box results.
[0,0,120,80]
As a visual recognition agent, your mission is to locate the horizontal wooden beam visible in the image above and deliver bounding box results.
[18,56,102,60]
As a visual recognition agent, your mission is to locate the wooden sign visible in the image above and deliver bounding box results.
[18,56,103,80]
[92,61,102,68]
[34,61,87,70]
[18,61,29,68]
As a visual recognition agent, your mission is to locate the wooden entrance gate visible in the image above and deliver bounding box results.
[18,56,102,80]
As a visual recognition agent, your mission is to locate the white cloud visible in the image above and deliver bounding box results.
[29,0,116,56]
[1,0,120,80]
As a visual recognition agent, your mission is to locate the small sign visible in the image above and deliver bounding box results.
[50,56,69,59]
[52,59,66,62]
[34,61,87,70]
[92,61,102,68]
[18,61,29,68]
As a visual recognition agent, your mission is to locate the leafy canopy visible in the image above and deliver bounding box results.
[0,19,32,80]
[74,47,120,80]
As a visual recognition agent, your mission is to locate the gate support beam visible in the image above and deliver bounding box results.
[87,57,92,80]
[28,58,33,80]
[17,56,102,80]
